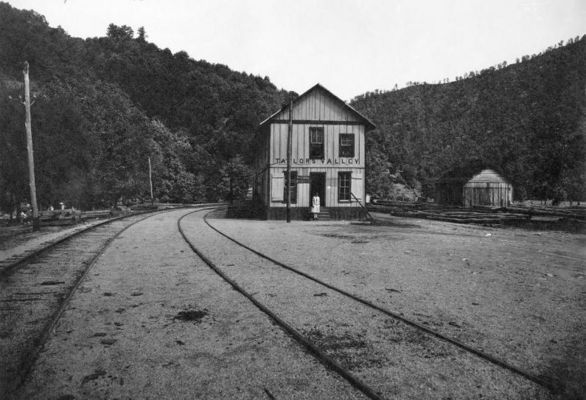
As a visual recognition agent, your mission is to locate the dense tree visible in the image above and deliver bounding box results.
[352,37,586,202]
[107,24,134,41]
[0,78,28,216]
[0,2,583,215]
[0,3,287,212]
[218,156,253,203]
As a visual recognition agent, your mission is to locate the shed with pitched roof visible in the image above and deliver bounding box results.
[463,169,513,207]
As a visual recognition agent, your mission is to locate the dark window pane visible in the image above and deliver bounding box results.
[309,127,324,159]
[283,171,298,203]
[339,133,354,157]
[338,172,351,201]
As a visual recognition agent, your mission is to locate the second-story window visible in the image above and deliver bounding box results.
[339,133,355,157]
[309,127,324,159]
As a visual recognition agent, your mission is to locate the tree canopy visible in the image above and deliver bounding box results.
[351,37,586,203]
[0,2,583,214]
[0,3,287,212]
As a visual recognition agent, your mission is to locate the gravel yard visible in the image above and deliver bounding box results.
[207,211,586,398]
[4,208,585,399]
[12,210,367,400]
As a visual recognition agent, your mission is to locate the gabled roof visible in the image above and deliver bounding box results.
[466,169,510,184]
[259,83,376,131]
[437,164,510,186]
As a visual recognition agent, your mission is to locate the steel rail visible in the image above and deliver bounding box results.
[202,211,558,393]
[0,204,221,280]
[8,210,170,395]
[0,211,154,280]
[177,209,386,400]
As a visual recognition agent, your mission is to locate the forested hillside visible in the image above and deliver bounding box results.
[351,37,586,203]
[0,2,289,213]
[1,2,584,214]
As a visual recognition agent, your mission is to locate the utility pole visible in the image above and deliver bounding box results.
[148,157,154,205]
[23,61,40,231]
[286,97,293,223]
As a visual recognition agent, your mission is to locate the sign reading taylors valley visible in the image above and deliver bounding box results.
[274,158,360,165]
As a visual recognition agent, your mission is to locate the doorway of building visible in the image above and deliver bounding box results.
[309,173,326,207]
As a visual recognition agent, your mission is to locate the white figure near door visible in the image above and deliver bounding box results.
[311,193,321,220]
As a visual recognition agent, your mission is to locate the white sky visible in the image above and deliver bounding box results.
[6,0,586,100]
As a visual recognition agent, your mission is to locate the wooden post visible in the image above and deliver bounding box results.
[148,157,154,205]
[23,61,40,231]
[286,98,293,223]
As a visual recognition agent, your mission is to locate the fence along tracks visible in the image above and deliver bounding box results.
[178,208,558,399]
[0,208,189,396]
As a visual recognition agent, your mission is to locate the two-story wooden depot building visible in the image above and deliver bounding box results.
[253,84,375,220]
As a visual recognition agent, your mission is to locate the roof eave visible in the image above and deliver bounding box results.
[258,83,376,131]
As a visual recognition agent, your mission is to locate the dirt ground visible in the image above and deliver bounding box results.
[207,211,586,398]
[3,209,585,399]
[11,210,368,400]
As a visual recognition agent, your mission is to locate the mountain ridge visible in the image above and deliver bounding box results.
[350,37,586,202]
[1,2,584,213]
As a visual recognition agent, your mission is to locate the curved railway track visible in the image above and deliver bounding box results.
[178,207,558,399]
[0,212,149,279]
[2,206,567,398]
[178,209,384,400]
[0,205,216,396]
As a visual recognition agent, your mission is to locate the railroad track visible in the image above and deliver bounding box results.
[178,208,558,399]
[0,213,145,279]
[2,206,566,398]
[0,205,217,396]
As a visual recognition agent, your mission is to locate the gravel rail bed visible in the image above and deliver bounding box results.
[204,211,585,399]
[179,210,552,399]
[6,207,583,399]
[0,212,160,397]
[13,208,366,400]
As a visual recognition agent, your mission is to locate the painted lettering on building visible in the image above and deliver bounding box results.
[274,158,360,165]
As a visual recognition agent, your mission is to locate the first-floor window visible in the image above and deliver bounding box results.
[284,171,297,203]
[338,172,351,201]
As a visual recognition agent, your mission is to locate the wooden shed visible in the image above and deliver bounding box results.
[435,176,467,205]
[463,169,513,207]
[252,84,375,220]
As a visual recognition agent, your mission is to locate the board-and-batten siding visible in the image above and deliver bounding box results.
[268,121,365,208]
[265,87,366,208]
[269,167,364,208]
[254,84,373,215]
[270,123,364,165]
[273,89,361,122]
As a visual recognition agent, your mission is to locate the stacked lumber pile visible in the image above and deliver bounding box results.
[39,209,116,226]
[368,200,586,227]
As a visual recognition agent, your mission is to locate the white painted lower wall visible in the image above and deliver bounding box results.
[267,166,364,208]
